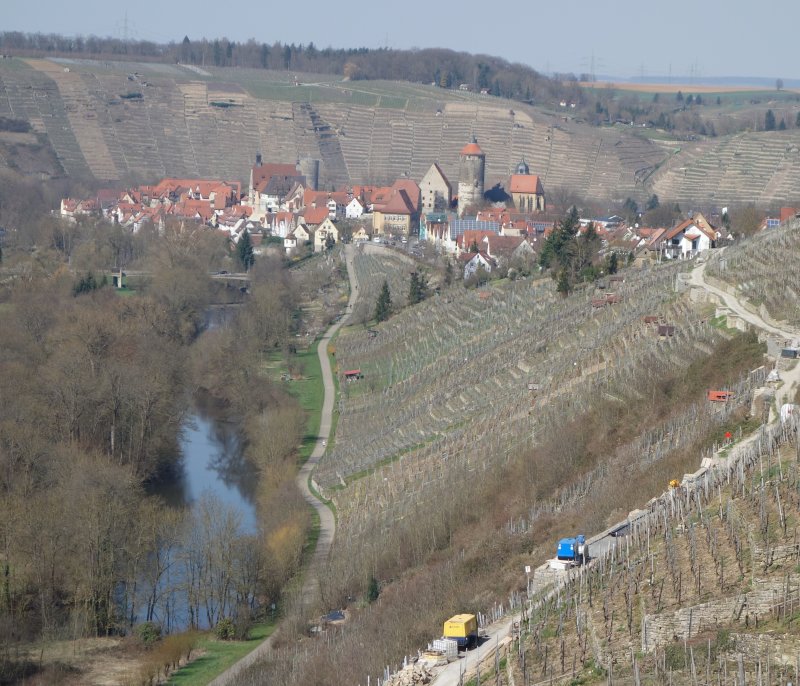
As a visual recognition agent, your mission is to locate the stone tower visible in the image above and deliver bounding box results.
[457,137,485,217]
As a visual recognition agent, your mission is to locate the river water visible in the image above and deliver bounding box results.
[163,404,258,534]
[138,305,259,630]
[159,304,258,534]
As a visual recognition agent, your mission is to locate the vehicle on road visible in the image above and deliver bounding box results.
[556,535,589,565]
[443,614,478,649]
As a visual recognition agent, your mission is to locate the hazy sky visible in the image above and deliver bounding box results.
[5,0,800,80]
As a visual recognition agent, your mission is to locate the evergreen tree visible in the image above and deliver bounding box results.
[556,268,571,296]
[539,206,579,270]
[645,194,660,211]
[73,271,101,296]
[367,576,380,602]
[374,280,391,322]
[765,109,776,131]
[444,259,453,286]
[779,118,787,131]
[469,239,480,253]
[607,251,619,274]
[796,112,800,128]
[408,270,428,305]
[237,231,255,271]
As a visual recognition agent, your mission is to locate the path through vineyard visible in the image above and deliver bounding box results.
[208,244,357,686]
[431,255,800,686]
[690,255,800,410]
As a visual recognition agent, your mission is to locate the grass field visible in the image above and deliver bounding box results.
[287,344,324,465]
[166,622,276,686]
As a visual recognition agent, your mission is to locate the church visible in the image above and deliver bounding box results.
[508,159,545,213]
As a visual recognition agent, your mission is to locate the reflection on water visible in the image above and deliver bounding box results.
[172,407,258,534]
[136,305,260,630]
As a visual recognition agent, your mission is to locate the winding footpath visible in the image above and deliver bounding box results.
[690,257,800,410]
[296,243,358,603]
[208,244,358,686]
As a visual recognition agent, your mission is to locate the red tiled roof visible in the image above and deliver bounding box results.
[391,179,421,210]
[662,215,716,242]
[304,189,330,208]
[461,141,484,156]
[485,235,530,257]
[509,174,543,195]
[380,189,416,215]
[173,199,215,221]
[458,230,496,249]
[303,206,329,225]
[251,163,299,190]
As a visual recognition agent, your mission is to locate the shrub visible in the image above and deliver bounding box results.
[367,575,380,602]
[214,617,236,640]
[135,621,162,648]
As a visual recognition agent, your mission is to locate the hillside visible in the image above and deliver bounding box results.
[223,224,797,685]
[511,415,800,686]
[5,56,800,207]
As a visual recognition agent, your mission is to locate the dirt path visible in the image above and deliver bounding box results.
[431,255,800,686]
[690,257,800,409]
[208,245,358,686]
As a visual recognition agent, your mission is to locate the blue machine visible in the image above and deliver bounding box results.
[556,535,587,563]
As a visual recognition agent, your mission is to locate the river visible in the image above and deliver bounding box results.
[155,304,257,535]
[139,305,259,631]
[159,402,258,535]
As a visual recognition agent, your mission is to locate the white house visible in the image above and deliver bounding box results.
[346,197,365,219]
[313,218,339,253]
[657,212,719,259]
[460,251,495,280]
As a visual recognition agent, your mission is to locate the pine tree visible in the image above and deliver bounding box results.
[367,576,380,602]
[444,259,453,286]
[408,270,428,305]
[607,251,619,274]
[237,231,255,271]
[374,280,391,322]
[556,268,571,296]
[765,109,776,131]
[539,205,579,270]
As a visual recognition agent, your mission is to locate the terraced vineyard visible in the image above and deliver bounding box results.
[4,56,800,204]
[312,253,766,607]
[345,246,420,324]
[706,220,800,327]
[515,418,800,686]
[0,57,666,198]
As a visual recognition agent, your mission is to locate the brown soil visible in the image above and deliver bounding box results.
[17,637,144,686]
[581,80,791,94]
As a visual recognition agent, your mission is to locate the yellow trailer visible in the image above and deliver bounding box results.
[443,614,478,649]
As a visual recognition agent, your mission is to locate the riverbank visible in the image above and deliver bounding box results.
[162,246,356,686]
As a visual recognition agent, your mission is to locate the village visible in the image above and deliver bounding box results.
[60,137,800,280]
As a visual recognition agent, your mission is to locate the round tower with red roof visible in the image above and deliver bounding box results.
[457,136,485,217]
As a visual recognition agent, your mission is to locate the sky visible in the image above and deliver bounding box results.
[5,0,800,81]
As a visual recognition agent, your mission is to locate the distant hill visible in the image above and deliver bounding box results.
[2,54,800,208]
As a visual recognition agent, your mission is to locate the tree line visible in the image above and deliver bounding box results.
[0,199,315,679]
[0,31,577,105]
